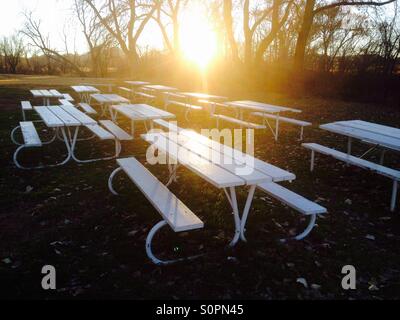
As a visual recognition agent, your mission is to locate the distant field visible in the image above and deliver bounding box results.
[0,74,119,86]
[1,75,400,299]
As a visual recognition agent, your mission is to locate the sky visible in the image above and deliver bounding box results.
[0,0,396,55]
[0,0,164,54]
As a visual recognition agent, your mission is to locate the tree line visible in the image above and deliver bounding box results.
[1,0,399,101]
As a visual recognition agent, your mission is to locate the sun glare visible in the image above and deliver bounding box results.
[179,4,218,69]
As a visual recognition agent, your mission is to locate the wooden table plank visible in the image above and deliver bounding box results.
[60,105,97,126]
[48,107,81,126]
[179,130,296,182]
[113,105,146,120]
[172,134,272,185]
[34,107,64,128]
[143,133,245,189]
[321,123,400,151]
[130,104,175,119]
[337,120,400,140]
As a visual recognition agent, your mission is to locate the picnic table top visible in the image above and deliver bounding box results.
[321,120,400,151]
[112,104,175,121]
[180,92,228,101]
[71,85,100,93]
[91,94,130,104]
[225,100,302,114]
[30,89,64,98]
[34,105,96,128]
[125,81,150,87]
[144,85,178,92]
[142,130,295,188]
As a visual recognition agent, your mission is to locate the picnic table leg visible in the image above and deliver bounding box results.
[280,214,317,242]
[239,185,257,242]
[131,120,135,137]
[108,167,123,195]
[11,125,22,145]
[391,180,398,212]
[100,103,107,117]
[275,113,280,142]
[380,150,386,165]
[70,127,120,163]
[239,110,244,121]
[145,220,203,266]
[211,102,216,116]
[346,137,352,165]
[14,127,74,170]
[299,126,304,141]
[163,93,169,110]
[228,187,242,247]
[166,164,179,187]
[310,150,315,172]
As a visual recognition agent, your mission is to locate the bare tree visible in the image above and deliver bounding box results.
[1,34,25,74]
[254,0,294,65]
[82,0,160,74]
[74,0,115,76]
[153,0,188,55]
[21,11,85,75]
[294,0,397,71]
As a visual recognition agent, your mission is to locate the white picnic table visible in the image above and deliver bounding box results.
[81,83,115,93]
[180,92,228,115]
[144,85,178,92]
[91,94,130,117]
[142,129,295,246]
[125,81,150,88]
[320,120,400,160]
[144,85,179,106]
[111,104,175,136]
[123,81,151,99]
[71,86,100,103]
[30,89,64,106]
[224,100,302,141]
[33,105,98,165]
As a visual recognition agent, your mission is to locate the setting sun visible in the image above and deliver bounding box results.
[179,4,218,69]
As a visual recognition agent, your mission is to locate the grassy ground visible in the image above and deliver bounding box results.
[0,75,399,300]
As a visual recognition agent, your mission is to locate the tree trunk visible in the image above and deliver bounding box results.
[243,0,253,67]
[255,0,290,65]
[293,0,316,71]
[223,0,240,63]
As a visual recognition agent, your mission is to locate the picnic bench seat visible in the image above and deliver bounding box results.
[62,93,74,101]
[198,99,227,114]
[168,101,203,111]
[99,120,133,141]
[168,100,202,120]
[303,143,400,211]
[212,114,266,130]
[119,87,132,93]
[153,119,180,132]
[108,157,204,265]
[253,112,312,140]
[119,87,133,98]
[21,101,33,121]
[258,182,327,241]
[13,101,43,145]
[13,122,43,169]
[135,90,156,103]
[59,99,74,106]
[78,103,97,115]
